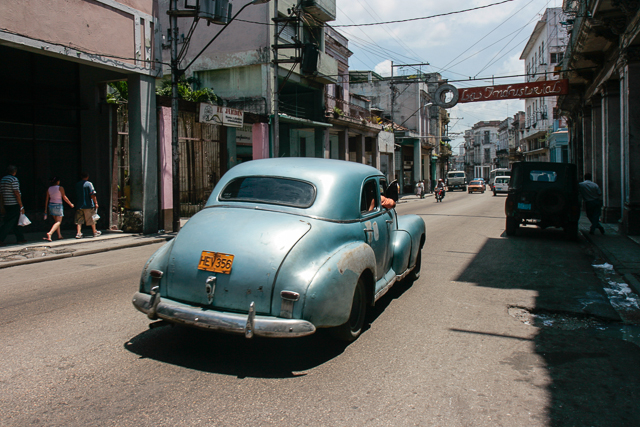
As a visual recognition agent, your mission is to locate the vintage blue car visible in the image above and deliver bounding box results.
[133,158,425,341]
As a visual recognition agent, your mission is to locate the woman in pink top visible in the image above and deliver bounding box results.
[43,177,74,241]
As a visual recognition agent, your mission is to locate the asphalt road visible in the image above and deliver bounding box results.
[1,191,639,426]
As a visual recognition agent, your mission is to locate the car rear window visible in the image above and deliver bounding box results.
[448,173,465,178]
[496,177,510,184]
[220,176,316,208]
[530,171,557,183]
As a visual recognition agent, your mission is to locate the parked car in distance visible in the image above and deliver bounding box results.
[505,162,580,238]
[468,179,485,194]
[493,176,510,196]
[133,158,426,342]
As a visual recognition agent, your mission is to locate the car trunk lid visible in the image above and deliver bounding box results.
[165,207,311,314]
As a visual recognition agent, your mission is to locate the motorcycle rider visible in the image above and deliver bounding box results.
[435,178,446,201]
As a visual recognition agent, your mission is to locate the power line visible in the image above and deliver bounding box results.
[332,0,516,28]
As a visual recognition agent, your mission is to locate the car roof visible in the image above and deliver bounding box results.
[206,158,385,220]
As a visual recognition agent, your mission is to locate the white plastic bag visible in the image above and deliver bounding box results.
[92,210,100,221]
[18,213,31,226]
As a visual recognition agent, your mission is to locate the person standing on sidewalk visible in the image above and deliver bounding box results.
[74,172,101,239]
[579,173,604,235]
[43,177,74,241]
[0,165,27,246]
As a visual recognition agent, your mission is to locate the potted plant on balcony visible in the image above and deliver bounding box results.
[333,107,343,119]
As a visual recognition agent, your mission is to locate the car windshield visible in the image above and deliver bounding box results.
[219,176,316,208]
[470,180,481,185]
[529,171,557,183]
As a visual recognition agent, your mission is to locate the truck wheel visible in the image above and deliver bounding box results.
[564,221,579,240]
[506,217,518,236]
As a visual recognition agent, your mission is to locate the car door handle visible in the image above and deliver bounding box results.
[386,220,393,225]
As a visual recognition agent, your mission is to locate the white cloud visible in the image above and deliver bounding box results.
[374,60,392,76]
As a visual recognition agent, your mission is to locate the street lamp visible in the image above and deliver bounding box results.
[169,0,272,232]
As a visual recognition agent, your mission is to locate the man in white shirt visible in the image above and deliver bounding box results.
[578,173,604,235]
[0,165,26,245]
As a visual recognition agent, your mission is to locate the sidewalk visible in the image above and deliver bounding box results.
[579,215,640,296]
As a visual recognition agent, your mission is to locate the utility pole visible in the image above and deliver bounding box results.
[272,0,279,157]
[170,0,181,233]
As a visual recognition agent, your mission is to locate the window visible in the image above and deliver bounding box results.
[361,180,379,213]
[220,176,316,208]
[529,171,557,183]
[551,52,564,64]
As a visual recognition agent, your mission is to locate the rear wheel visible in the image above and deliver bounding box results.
[564,221,579,240]
[506,217,518,236]
[331,277,367,342]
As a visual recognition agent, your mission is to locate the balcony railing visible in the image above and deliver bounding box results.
[325,94,376,123]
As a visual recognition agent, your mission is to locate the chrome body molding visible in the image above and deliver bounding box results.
[132,292,316,338]
[373,265,415,302]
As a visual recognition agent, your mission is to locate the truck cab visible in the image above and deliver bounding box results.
[446,171,466,191]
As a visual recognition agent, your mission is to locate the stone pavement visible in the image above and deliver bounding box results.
[1,202,639,299]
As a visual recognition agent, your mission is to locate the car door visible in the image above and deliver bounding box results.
[360,178,394,281]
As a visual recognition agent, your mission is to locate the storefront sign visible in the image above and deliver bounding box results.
[236,125,253,145]
[458,79,569,103]
[199,103,244,128]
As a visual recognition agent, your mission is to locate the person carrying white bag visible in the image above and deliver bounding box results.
[0,165,28,246]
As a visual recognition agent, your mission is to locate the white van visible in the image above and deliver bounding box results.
[492,175,510,196]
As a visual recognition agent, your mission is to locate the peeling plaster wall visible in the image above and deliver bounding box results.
[0,0,155,67]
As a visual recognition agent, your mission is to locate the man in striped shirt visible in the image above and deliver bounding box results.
[0,165,26,245]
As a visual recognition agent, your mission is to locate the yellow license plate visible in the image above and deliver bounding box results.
[197,251,234,274]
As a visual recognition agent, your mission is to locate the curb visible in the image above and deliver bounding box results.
[0,237,172,269]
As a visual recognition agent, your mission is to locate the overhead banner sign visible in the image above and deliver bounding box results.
[199,103,244,128]
[457,79,569,104]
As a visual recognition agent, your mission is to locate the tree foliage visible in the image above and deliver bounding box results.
[106,76,218,104]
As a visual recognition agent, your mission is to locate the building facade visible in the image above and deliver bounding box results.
[558,0,640,234]
[520,7,568,162]
[0,0,162,233]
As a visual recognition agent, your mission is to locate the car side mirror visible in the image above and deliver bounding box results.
[385,180,399,202]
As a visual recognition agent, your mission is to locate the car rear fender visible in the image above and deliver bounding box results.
[302,242,376,328]
[139,238,176,293]
[397,215,426,269]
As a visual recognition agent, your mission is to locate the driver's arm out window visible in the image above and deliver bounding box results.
[361,180,378,213]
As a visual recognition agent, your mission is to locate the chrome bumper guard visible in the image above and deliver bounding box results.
[132,292,316,338]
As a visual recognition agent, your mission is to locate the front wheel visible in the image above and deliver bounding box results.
[406,246,422,282]
[331,277,367,342]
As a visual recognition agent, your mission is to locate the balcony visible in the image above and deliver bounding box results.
[302,0,336,22]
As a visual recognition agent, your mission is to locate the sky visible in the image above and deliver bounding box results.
[332,0,565,150]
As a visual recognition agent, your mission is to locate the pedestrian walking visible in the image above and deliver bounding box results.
[75,172,101,239]
[0,165,27,246]
[43,177,74,241]
[578,173,604,235]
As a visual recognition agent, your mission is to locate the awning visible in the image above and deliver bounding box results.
[272,114,333,128]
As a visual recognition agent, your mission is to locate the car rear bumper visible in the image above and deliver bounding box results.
[132,292,316,338]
